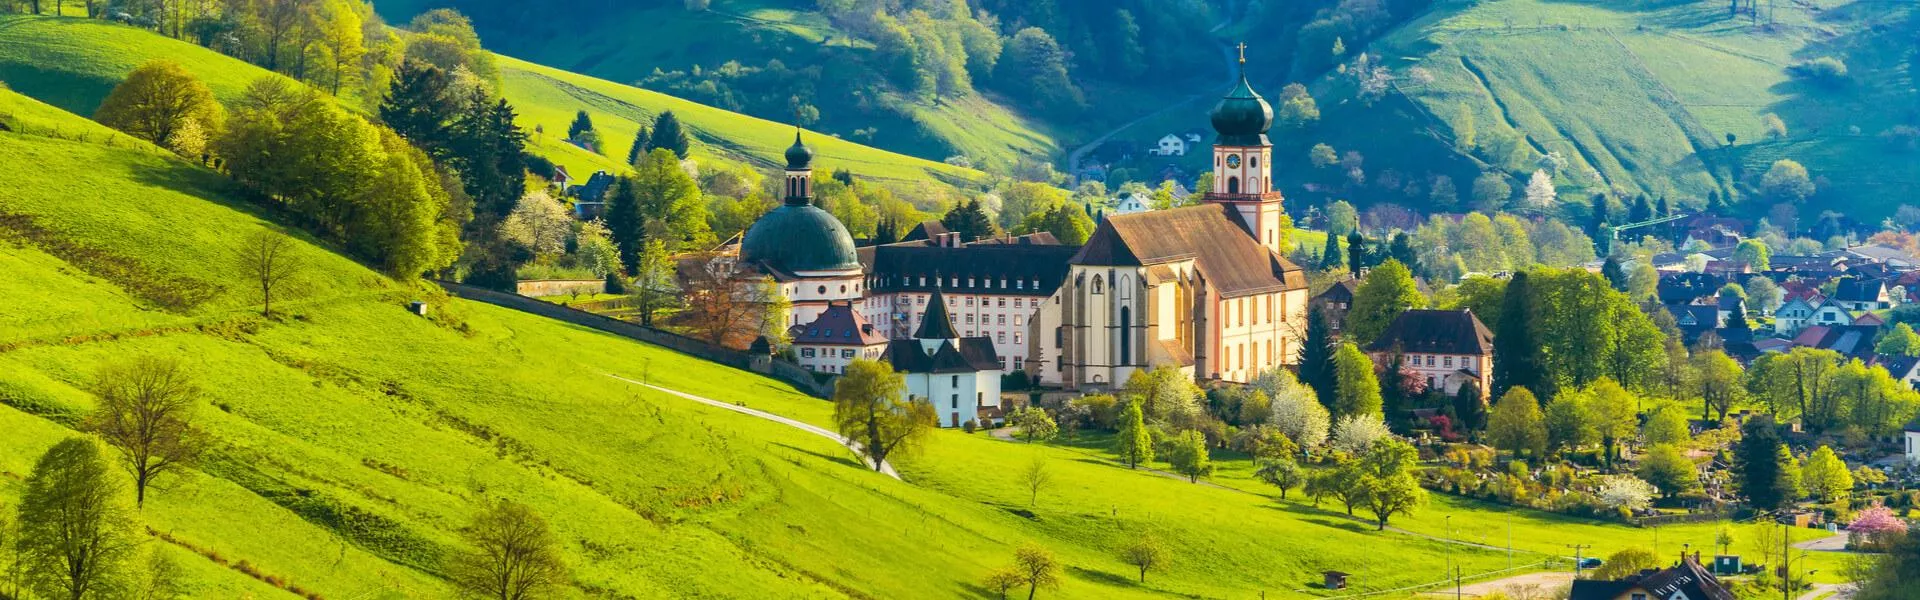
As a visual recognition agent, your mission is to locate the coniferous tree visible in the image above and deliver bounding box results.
[1452,383,1485,433]
[1301,305,1338,411]
[646,111,691,159]
[1736,415,1792,510]
[832,167,854,186]
[1492,271,1548,401]
[1388,232,1415,267]
[379,59,456,158]
[567,109,593,140]
[1657,196,1672,217]
[606,175,645,275]
[626,123,653,167]
[1589,193,1610,236]
[1601,256,1628,291]
[1320,233,1344,271]
[873,218,900,245]
[941,199,997,242]
[449,93,528,223]
[1631,195,1653,223]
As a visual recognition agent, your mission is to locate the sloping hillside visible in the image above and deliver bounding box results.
[0,82,1556,597]
[1365,0,1918,216]
[0,15,987,193]
[377,0,1062,173]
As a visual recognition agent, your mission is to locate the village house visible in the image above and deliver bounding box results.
[1112,191,1152,215]
[1364,309,1494,399]
[790,302,889,375]
[1567,554,1734,600]
[1149,133,1188,157]
[1831,277,1891,311]
[1311,280,1358,337]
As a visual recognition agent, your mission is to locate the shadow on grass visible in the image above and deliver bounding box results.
[770,441,867,472]
[1266,501,1377,533]
[1068,565,1136,588]
[954,582,1005,599]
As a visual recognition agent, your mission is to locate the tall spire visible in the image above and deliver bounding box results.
[915,281,960,340]
[782,129,814,206]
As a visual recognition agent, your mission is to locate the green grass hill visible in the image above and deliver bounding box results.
[0,79,1547,599]
[376,0,1061,174]
[1310,0,1917,218]
[0,15,987,194]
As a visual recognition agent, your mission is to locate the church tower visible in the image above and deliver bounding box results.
[783,130,814,206]
[1204,45,1286,256]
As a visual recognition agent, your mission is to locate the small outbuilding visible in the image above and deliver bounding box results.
[1322,571,1349,590]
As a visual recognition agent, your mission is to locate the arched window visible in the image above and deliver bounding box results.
[1227,177,1240,194]
[1120,306,1132,365]
[800,179,808,197]
[1250,176,1259,191]
[1251,156,1259,169]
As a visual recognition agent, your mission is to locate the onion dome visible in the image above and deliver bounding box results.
[739,203,860,273]
[1210,65,1273,146]
[784,130,814,170]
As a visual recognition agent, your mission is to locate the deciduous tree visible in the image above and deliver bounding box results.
[1332,343,1382,417]
[17,439,139,600]
[833,359,936,472]
[1488,387,1547,459]
[94,59,222,152]
[88,356,204,508]
[1119,534,1166,583]
[447,499,568,600]
[1802,445,1853,502]
[1021,455,1052,507]
[1637,444,1700,499]
[232,230,306,317]
[1012,543,1061,600]
[1115,400,1154,468]
[1165,430,1213,483]
[1346,259,1423,344]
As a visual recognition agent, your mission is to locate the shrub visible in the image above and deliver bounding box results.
[1789,57,1849,86]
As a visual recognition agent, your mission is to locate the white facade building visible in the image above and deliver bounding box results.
[887,287,1006,428]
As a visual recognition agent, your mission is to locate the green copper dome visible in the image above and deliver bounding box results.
[740,203,860,273]
[784,130,813,170]
[1210,71,1272,146]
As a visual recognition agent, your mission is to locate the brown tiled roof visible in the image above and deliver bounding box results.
[1070,204,1305,297]
[1364,309,1493,356]
[792,303,888,346]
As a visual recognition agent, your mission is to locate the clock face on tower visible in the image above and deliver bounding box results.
[1226,154,1242,169]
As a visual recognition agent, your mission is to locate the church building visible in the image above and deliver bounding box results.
[737,132,868,331]
[1032,55,1309,390]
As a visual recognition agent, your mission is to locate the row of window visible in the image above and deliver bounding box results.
[877,276,1044,291]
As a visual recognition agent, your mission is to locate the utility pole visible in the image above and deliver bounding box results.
[1455,565,1463,600]
[1568,544,1592,578]
[1783,522,1791,600]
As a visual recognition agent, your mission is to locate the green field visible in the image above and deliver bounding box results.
[375,0,1060,174]
[0,15,989,195]
[0,85,1548,598]
[1366,0,1920,216]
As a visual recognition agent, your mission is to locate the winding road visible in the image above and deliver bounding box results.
[606,374,899,479]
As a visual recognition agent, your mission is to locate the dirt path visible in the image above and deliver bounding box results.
[606,374,900,479]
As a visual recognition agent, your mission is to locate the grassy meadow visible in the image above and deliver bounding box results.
[0,83,1546,598]
[1368,0,1920,215]
[0,14,990,197]
[372,0,1061,173]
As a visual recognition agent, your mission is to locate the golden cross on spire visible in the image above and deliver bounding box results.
[1237,42,1248,64]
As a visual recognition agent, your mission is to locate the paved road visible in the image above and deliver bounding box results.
[1064,6,1241,177]
[1415,571,1573,598]
[1793,532,1850,552]
[606,374,899,479]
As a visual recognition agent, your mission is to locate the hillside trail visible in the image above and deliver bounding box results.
[1064,2,1243,177]
[605,374,900,479]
